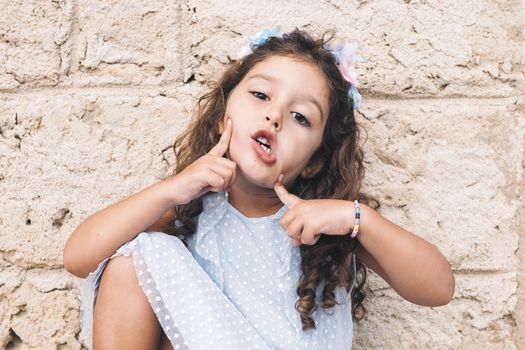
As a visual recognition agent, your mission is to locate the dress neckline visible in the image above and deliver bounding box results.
[223,192,288,223]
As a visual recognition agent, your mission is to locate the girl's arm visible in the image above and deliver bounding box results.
[273,181,455,307]
[63,180,176,278]
[354,204,455,306]
[64,119,236,279]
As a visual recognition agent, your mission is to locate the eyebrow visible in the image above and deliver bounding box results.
[247,73,325,122]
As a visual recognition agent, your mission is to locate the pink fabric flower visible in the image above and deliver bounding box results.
[333,42,362,87]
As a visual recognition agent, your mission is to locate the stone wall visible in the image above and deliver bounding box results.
[0,1,523,349]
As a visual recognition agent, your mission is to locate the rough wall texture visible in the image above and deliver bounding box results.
[0,0,523,349]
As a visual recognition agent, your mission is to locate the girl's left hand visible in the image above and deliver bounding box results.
[273,175,354,246]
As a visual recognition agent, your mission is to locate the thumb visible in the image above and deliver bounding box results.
[273,174,302,208]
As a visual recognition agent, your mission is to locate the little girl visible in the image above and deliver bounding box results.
[64,29,455,349]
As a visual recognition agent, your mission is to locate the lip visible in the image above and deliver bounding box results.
[251,130,277,165]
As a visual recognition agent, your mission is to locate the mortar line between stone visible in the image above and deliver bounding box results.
[0,88,522,103]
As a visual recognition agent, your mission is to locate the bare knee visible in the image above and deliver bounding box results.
[100,255,138,288]
[93,255,162,349]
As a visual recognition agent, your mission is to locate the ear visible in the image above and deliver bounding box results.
[218,119,225,134]
[300,155,324,179]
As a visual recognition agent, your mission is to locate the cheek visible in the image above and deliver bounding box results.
[228,121,251,154]
[279,138,308,166]
[283,127,322,153]
[223,107,241,136]
[280,132,322,169]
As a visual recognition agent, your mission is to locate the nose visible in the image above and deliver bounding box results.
[265,109,282,130]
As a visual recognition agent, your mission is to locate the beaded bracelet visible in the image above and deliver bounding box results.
[350,200,361,238]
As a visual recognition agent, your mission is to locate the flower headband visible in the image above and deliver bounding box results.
[237,28,364,110]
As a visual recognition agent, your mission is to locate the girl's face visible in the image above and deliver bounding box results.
[222,55,330,190]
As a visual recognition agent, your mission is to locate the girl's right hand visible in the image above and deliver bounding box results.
[63,119,235,278]
[168,118,237,205]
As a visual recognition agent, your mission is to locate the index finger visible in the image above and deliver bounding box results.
[274,174,302,208]
[209,118,232,157]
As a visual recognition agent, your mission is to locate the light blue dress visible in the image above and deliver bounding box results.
[79,192,353,349]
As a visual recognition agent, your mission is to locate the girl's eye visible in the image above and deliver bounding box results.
[292,112,310,126]
[250,91,269,101]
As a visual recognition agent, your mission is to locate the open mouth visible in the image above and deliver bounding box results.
[255,136,271,154]
[251,130,277,165]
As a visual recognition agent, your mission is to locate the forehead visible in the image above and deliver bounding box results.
[244,56,330,110]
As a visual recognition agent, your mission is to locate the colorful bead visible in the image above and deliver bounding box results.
[350,200,361,238]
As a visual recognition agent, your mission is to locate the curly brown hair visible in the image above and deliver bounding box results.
[159,29,372,330]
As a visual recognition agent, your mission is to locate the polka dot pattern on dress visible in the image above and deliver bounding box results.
[79,192,354,349]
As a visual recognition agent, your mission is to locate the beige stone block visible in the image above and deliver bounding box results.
[359,98,523,273]
[186,0,524,97]
[70,0,185,86]
[0,1,73,88]
[354,272,517,349]
[0,90,189,270]
[1,282,81,349]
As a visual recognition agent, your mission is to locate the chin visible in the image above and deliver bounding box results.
[231,150,282,189]
[238,168,279,190]
[248,175,277,189]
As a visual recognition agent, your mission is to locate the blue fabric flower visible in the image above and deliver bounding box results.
[237,27,281,58]
[349,85,362,110]
[250,27,281,47]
